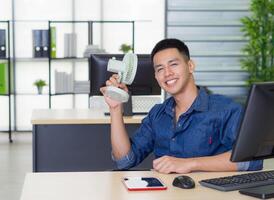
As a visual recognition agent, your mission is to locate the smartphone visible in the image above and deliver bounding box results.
[122,177,167,191]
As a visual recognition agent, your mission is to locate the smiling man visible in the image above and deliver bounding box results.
[100,38,262,174]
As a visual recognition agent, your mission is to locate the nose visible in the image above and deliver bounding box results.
[164,66,173,77]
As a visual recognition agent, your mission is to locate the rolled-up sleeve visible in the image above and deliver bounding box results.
[236,160,263,171]
[237,161,250,171]
[111,107,156,169]
[220,103,264,172]
[111,149,136,169]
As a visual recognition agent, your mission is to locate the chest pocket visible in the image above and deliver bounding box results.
[183,121,220,157]
[152,119,173,157]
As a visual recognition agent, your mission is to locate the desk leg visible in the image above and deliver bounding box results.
[32,125,38,172]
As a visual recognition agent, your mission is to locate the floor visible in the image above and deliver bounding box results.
[1,132,274,200]
[0,132,32,200]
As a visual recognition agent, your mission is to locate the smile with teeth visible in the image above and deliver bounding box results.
[165,79,177,86]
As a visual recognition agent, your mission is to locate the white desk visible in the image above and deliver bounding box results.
[31,109,145,124]
[20,171,256,200]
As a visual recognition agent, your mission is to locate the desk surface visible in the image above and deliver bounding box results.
[31,109,145,124]
[20,171,256,200]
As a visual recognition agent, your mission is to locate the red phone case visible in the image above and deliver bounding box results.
[123,177,167,191]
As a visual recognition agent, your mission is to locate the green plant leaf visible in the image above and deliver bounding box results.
[240,0,274,85]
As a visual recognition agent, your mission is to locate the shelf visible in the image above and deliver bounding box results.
[0,58,9,61]
[0,130,12,133]
[50,93,89,96]
[14,57,88,62]
[50,93,75,96]
[15,57,49,62]
[15,93,49,95]
[10,20,48,23]
[0,94,10,96]
[51,57,88,62]
[50,20,134,24]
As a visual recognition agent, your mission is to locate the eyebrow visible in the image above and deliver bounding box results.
[154,58,179,69]
[154,64,163,69]
[167,58,179,64]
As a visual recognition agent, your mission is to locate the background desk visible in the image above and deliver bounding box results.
[31,109,153,172]
[20,171,255,200]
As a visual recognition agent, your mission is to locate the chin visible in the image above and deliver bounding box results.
[164,88,180,96]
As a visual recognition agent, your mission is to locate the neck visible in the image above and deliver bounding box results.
[173,80,198,118]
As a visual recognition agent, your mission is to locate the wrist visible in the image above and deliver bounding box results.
[110,105,123,114]
[189,158,199,172]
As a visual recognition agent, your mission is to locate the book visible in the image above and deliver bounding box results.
[0,63,8,94]
[41,30,49,58]
[55,70,74,93]
[50,27,56,58]
[0,29,6,58]
[32,30,42,58]
[64,33,77,57]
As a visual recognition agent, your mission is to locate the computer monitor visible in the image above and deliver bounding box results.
[231,82,274,162]
[89,54,161,96]
[89,54,162,115]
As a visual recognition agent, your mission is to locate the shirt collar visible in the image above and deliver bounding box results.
[164,86,209,116]
[191,86,209,112]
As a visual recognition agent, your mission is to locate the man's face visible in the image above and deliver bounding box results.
[153,48,195,96]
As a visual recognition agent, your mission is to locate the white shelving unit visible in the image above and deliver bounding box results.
[0,0,165,135]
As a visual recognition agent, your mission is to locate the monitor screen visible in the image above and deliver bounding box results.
[231,82,274,162]
[89,54,161,96]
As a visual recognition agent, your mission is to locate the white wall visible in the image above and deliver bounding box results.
[101,0,165,53]
[0,0,12,20]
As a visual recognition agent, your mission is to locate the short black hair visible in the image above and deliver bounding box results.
[151,38,190,61]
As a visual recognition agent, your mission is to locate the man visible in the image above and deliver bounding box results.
[100,38,262,174]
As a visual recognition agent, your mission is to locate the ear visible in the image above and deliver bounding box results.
[188,59,195,74]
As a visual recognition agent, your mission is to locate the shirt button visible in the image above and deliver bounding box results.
[172,138,176,141]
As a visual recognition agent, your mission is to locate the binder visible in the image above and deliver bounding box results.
[64,33,77,57]
[0,63,8,94]
[0,29,6,58]
[41,30,49,57]
[32,30,42,58]
[50,27,56,58]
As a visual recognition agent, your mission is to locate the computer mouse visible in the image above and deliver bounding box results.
[172,175,195,189]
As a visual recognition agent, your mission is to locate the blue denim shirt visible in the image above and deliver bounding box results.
[114,87,263,171]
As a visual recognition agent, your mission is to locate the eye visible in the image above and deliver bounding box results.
[170,62,178,66]
[157,67,164,73]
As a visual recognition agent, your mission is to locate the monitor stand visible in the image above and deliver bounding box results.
[104,92,147,116]
[239,184,274,199]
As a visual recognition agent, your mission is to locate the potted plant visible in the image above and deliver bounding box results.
[33,79,47,94]
[119,43,133,53]
[240,0,274,85]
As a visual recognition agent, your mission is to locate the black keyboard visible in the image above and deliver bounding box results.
[199,170,274,191]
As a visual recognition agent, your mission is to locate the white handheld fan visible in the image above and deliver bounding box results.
[105,53,138,102]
